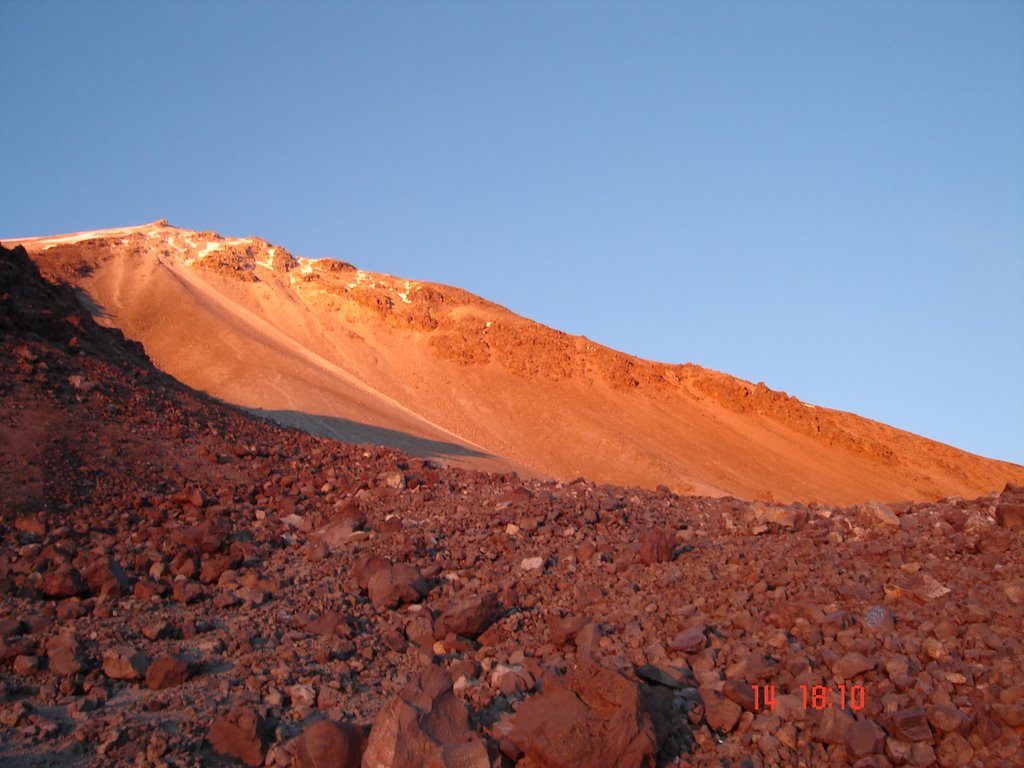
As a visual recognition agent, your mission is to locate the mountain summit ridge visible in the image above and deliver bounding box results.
[8,221,1022,504]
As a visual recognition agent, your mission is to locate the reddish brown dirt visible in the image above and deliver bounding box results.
[2,242,1023,767]
[11,222,1023,506]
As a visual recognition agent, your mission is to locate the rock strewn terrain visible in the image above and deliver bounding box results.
[1,242,1023,767]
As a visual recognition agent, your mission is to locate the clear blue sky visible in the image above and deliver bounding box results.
[3,1,1022,466]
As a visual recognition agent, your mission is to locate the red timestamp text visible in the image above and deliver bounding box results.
[752,684,866,712]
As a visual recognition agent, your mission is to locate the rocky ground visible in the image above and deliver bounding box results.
[1,240,1022,767]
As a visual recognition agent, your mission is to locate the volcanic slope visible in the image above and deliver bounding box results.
[2,240,1024,767]
[10,221,1023,505]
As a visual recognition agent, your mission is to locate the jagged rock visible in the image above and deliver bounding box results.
[886,707,933,742]
[995,502,1024,529]
[511,663,657,768]
[82,557,130,597]
[361,666,488,768]
[12,655,39,676]
[367,563,428,609]
[0,619,24,639]
[353,554,392,591]
[102,645,150,681]
[702,688,742,733]
[547,613,589,648]
[668,625,705,654]
[635,664,684,689]
[145,653,192,690]
[209,705,271,767]
[638,528,674,564]
[435,593,499,639]
[863,500,901,527]
[833,651,876,680]
[46,635,83,676]
[845,719,885,758]
[39,565,86,598]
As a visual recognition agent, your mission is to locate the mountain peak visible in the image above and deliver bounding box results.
[10,223,1023,504]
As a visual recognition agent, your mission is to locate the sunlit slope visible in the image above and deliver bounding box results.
[13,221,1024,504]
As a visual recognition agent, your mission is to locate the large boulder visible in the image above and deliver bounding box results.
[209,705,272,767]
[361,666,489,768]
[294,719,365,768]
[102,645,150,681]
[367,563,429,609]
[511,663,657,768]
[435,593,499,639]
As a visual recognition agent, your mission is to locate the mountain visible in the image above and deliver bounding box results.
[7,220,1022,504]
[2,239,1024,766]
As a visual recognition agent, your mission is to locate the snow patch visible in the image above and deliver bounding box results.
[255,246,276,269]
[397,280,413,304]
[10,221,165,247]
[196,242,223,260]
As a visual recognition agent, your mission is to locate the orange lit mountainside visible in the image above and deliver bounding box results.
[10,221,1022,505]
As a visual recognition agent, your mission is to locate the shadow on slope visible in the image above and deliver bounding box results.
[246,408,494,462]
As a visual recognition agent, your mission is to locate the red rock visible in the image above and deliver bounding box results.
[845,719,885,758]
[548,613,589,648]
[13,516,45,536]
[995,502,1024,529]
[747,502,808,530]
[39,565,86,598]
[12,655,39,676]
[927,703,971,734]
[887,707,932,742]
[0,619,24,638]
[574,621,603,662]
[435,593,499,639]
[993,702,1024,728]
[511,663,657,768]
[703,690,742,733]
[304,611,348,638]
[208,705,270,767]
[315,520,366,548]
[353,553,391,591]
[295,720,365,768]
[668,625,706,654]
[82,557,130,597]
[172,579,204,604]
[200,554,238,583]
[367,563,428,609]
[863,501,901,527]
[638,528,674,564]
[722,680,757,711]
[635,664,685,689]
[102,645,149,681]
[935,732,974,768]
[814,706,855,746]
[145,653,192,690]
[862,605,895,633]
[834,652,876,680]
[376,470,405,490]
[361,666,487,768]
[908,742,938,766]
[46,637,83,676]
[172,521,225,553]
